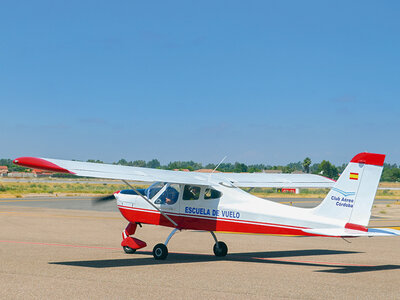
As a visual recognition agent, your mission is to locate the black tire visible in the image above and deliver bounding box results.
[153,243,168,260]
[123,246,136,254]
[213,241,228,257]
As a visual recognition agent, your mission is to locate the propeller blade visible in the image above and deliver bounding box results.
[92,194,116,204]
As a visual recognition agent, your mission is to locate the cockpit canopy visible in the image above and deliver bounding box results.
[147,182,180,205]
[120,182,222,205]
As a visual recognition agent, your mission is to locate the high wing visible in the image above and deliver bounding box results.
[13,157,335,188]
[211,172,334,188]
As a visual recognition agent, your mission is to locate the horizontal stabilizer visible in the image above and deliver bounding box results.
[303,227,400,237]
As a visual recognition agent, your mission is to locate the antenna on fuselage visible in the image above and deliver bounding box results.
[208,156,227,183]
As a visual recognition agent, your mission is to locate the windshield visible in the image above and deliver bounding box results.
[146,182,164,199]
[146,182,180,205]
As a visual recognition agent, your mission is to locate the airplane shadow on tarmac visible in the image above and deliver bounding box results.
[49,249,400,274]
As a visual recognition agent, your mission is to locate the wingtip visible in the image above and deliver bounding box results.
[12,157,75,174]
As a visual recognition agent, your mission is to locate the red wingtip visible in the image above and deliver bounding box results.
[350,152,386,166]
[13,157,74,174]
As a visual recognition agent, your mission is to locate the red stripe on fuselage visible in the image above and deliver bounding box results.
[117,206,314,236]
[345,222,368,232]
[121,206,307,229]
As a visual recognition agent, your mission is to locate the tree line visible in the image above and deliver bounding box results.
[1,158,399,182]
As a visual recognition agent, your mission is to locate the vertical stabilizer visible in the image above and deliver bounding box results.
[312,152,385,228]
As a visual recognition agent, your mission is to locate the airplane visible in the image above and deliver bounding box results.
[13,152,400,260]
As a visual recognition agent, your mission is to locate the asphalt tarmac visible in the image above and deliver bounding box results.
[0,196,398,211]
[0,198,399,299]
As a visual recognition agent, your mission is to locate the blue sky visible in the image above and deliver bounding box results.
[1,1,399,165]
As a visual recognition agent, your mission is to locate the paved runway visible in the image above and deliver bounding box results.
[0,198,399,299]
[0,195,398,211]
[0,196,119,212]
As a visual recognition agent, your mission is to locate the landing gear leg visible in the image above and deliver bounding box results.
[121,222,147,254]
[210,231,228,257]
[153,228,179,260]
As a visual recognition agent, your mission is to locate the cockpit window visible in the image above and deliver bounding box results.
[183,185,201,200]
[204,188,222,199]
[146,182,164,199]
[162,184,180,205]
[147,182,180,205]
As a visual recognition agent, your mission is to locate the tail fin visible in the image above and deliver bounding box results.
[312,152,385,228]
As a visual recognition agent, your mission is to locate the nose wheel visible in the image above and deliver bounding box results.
[123,246,136,254]
[121,222,146,254]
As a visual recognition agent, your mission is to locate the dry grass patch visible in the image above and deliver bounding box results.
[0,181,147,197]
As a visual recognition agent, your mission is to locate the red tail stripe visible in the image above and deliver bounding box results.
[350,152,385,166]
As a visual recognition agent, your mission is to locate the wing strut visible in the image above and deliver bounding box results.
[122,180,178,227]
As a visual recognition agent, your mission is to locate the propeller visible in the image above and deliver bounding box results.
[92,194,116,205]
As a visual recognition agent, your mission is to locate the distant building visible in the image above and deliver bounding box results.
[8,172,36,178]
[32,169,53,177]
[194,169,222,173]
[291,170,305,174]
[263,169,283,174]
[280,188,300,194]
[0,166,8,176]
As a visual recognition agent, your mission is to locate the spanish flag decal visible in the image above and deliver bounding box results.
[350,172,359,180]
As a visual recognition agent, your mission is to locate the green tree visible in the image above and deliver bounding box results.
[381,168,400,182]
[132,160,146,168]
[116,159,129,166]
[248,164,267,173]
[87,159,103,164]
[217,163,234,172]
[281,165,295,173]
[389,169,400,181]
[287,161,302,171]
[302,157,311,173]
[233,162,248,173]
[205,163,216,170]
[0,158,28,172]
[317,160,338,179]
[167,161,203,171]
[147,159,161,169]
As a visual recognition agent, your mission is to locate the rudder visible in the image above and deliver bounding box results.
[312,152,385,228]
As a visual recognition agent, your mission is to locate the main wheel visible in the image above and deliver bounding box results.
[213,241,228,257]
[123,246,136,254]
[153,243,168,260]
